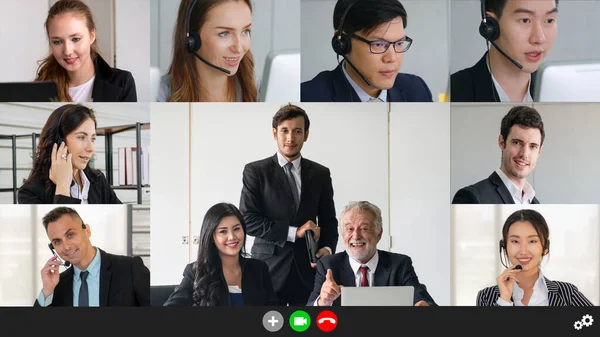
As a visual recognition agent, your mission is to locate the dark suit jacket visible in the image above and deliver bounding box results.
[239,154,339,292]
[163,257,278,306]
[301,63,433,102]
[91,55,137,102]
[476,277,594,306]
[33,248,150,306]
[18,168,122,204]
[450,52,537,102]
[452,171,540,204]
[307,250,437,306]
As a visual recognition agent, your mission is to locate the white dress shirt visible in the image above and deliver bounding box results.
[497,269,549,306]
[487,58,532,102]
[70,170,91,204]
[495,168,536,204]
[341,61,387,102]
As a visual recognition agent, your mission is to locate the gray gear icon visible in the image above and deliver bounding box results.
[581,314,594,327]
[574,321,583,330]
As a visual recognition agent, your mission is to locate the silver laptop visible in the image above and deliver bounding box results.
[340,286,414,306]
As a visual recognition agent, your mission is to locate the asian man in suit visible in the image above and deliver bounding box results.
[452,105,544,204]
[301,0,432,102]
[307,200,436,306]
[239,103,339,306]
[35,206,150,306]
[451,0,558,102]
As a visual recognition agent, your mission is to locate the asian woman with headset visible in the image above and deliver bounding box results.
[476,209,593,306]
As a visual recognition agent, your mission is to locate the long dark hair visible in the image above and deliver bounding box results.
[192,202,247,306]
[167,0,257,102]
[22,104,98,196]
[35,0,101,102]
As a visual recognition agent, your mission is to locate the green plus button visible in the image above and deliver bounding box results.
[289,310,311,332]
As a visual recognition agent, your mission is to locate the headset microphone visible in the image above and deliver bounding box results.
[186,0,231,75]
[331,0,372,87]
[48,243,71,268]
[479,0,523,70]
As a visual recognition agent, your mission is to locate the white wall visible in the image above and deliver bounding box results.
[150,102,452,305]
[0,0,150,102]
[150,0,301,101]
[450,0,600,74]
[0,102,151,205]
[0,204,130,306]
[450,102,600,204]
[300,0,450,101]
[452,204,600,306]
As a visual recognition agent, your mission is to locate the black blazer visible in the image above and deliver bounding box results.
[476,277,594,306]
[450,52,537,102]
[163,257,278,306]
[91,55,137,102]
[301,63,433,102]
[33,248,150,307]
[307,250,437,306]
[18,168,122,204]
[239,154,339,292]
[452,171,540,204]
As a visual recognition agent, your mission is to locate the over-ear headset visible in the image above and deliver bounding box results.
[55,110,65,146]
[331,0,360,56]
[479,0,500,41]
[185,0,231,74]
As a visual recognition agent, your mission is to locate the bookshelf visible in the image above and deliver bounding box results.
[0,122,150,204]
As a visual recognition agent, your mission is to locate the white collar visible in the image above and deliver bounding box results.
[347,250,379,275]
[495,168,536,203]
[341,61,387,102]
[486,56,532,102]
[276,151,301,170]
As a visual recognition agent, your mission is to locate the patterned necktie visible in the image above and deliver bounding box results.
[284,162,300,210]
[79,271,89,307]
[359,266,369,287]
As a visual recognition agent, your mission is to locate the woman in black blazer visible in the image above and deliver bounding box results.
[164,203,277,306]
[18,104,121,204]
[35,0,136,102]
[476,209,593,306]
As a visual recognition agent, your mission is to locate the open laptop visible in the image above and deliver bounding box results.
[259,49,300,102]
[341,286,414,306]
[0,82,59,102]
[533,60,600,102]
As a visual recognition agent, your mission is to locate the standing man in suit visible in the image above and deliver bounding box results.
[239,104,339,306]
[451,0,558,102]
[301,0,432,102]
[36,206,150,306]
[308,201,436,306]
[452,105,544,204]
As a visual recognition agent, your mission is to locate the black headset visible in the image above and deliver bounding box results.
[186,0,202,53]
[331,0,361,56]
[479,0,500,42]
[55,110,66,146]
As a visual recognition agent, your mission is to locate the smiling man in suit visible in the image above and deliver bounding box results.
[239,104,339,306]
[35,206,150,307]
[307,200,436,306]
[452,105,544,204]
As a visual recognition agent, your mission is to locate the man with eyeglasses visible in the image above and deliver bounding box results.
[301,0,432,102]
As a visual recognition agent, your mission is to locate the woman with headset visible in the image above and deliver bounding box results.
[18,104,121,204]
[35,0,137,102]
[157,0,259,102]
[476,209,593,306]
[164,203,277,306]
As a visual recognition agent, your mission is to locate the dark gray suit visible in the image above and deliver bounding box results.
[239,154,338,304]
[452,171,540,204]
[307,250,437,306]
